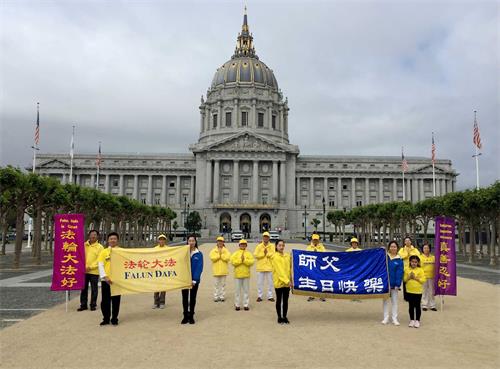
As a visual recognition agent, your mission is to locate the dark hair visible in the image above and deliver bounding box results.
[187,234,198,248]
[107,232,119,240]
[88,229,99,236]
[404,236,412,242]
[387,240,399,250]
[275,239,285,248]
[422,242,432,252]
[409,255,420,267]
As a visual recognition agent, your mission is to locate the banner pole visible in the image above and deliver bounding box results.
[441,295,444,312]
[65,291,69,312]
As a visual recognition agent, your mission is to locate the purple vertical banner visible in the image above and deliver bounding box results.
[434,216,457,296]
[51,214,86,291]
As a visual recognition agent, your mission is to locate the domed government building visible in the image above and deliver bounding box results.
[35,11,457,238]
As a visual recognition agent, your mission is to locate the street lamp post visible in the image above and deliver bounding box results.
[322,197,326,241]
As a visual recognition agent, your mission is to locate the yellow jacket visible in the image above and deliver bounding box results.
[398,246,421,269]
[209,246,231,276]
[306,243,326,252]
[420,254,435,279]
[403,266,426,294]
[254,242,276,272]
[346,247,362,252]
[271,252,291,288]
[85,241,104,275]
[230,250,255,279]
[154,244,168,249]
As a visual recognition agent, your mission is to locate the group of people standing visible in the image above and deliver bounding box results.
[77,230,436,328]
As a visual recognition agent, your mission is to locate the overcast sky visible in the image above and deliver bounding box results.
[1,0,498,190]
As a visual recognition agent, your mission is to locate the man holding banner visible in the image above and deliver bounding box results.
[98,232,122,326]
[78,230,103,312]
[152,234,168,309]
[306,234,326,302]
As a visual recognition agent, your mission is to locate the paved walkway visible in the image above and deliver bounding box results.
[0,242,499,369]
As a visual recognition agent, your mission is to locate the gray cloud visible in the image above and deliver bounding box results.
[1,0,498,189]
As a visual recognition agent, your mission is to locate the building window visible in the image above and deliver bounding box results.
[329,200,335,207]
[241,111,248,126]
[213,114,218,128]
[169,182,175,187]
[356,201,363,207]
[112,179,119,187]
[329,164,334,168]
[225,112,231,127]
[258,112,264,127]
[242,178,249,187]
[262,193,268,204]
[272,115,276,129]
[342,185,347,190]
[343,164,348,168]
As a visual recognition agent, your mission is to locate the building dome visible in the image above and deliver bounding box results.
[211,57,278,89]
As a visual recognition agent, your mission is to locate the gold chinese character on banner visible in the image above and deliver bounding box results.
[60,265,78,275]
[440,242,449,253]
[439,266,451,277]
[61,254,79,264]
[437,279,450,289]
[60,230,76,240]
[62,242,78,252]
[61,277,77,288]
[440,254,449,263]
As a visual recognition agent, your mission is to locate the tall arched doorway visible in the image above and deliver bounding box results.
[220,213,231,233]
[240,213,251,238]
[260,213,271,233]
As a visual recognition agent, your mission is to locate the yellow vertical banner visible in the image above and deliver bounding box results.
[110,246,192,296]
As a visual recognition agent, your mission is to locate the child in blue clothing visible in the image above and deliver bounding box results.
[181,234,204,325]
[382,240,404,326]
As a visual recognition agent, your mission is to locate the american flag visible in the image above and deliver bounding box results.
[431,133,436,165]
[96,142,102,168]
[401,147,409,173]
[473,111,482,150]
[34,102,40,146]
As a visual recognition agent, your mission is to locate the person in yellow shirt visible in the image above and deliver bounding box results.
[78,230,104,312]
[306,234,326,252]
[209,236,231,302]
[230,239,254,311]
[346,237,362,252]
[152,234,168,309]
[398,236,421,302]
[306,234,326,301]
[404,255,426,328]
[254,231,276,302]
[270,239,292,324]
[97,232,121,326]
[420,242,437,311]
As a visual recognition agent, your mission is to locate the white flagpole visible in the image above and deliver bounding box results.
[402,170,406,201]
[96,141,101,190]
[473,110,481,190]
[432,133,436,197]
[27,103,40,250]
[401,146,406,201]
[69,125,75,184]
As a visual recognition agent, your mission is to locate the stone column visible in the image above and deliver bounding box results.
[392,178,397,201]
[233,160,239,203]
[309,177,314,207]
[379,178,384,203]
[119,174,124,196]
[191,176,195,204]
[104,174,109,193]
[161,176,167,205]
[217,101,222,128]
[295,177,300,206]
[147,175,153,205]
[279,107,284,131]
[279,160,286,203]
[272,161,279,203]
[351,177,356,208]
[90,174,96,189]
[177,176,181,206]
[213,160,220,204]
[337,177,342,209]
[411,178,418,203]
[267,103,272,129]
[75,174,81,186]
[205,106,210,131]
[234,99,239,127]
[252,161,259,203]
[206,160,212,204]
[405,178,411,201]
[365,178,370,205]
[251,99,256,128]
[323,177,328,206]
[419,179,425,200]
[134,175,139,200]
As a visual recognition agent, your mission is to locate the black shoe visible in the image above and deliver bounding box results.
[77,306,88,312]
[111,320,119,326]
[181,313,189,324]
[422,307,428,311]
[188,313,195,324]
[278,317,283,324]
[90,306,96,311]
[431,308,438,311]
[235,306,241,311]
[100,320,110,326]
[244,306,250,311]
[283,318,290,324]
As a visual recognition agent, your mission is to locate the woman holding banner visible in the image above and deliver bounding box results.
[181,234,204,325]
[382,240,404,326]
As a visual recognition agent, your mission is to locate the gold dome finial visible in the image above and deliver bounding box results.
[233,6,256,58]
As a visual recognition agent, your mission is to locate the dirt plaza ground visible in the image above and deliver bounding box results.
[0,242,499,369]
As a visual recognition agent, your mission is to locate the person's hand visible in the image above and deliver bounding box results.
[241,253,245,261]
[289,282,293,288]
[409,272,415,279]
[264,248,268,255]
[105,276,112,284]
[86,266,91,272]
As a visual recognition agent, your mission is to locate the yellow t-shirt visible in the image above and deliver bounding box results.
[404,267,426,294]
[420,254,435,279]
[271,252,291,288]
[84,241,104,275]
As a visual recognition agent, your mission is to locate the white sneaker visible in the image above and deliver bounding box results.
[414,320,420,328]
[159,304,165,309]
[152,305,158,309]
[381,318,389,325]
[392,319,400,326]
[408,320,415,328]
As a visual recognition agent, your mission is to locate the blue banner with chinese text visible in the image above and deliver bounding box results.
[292,248,389,299]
